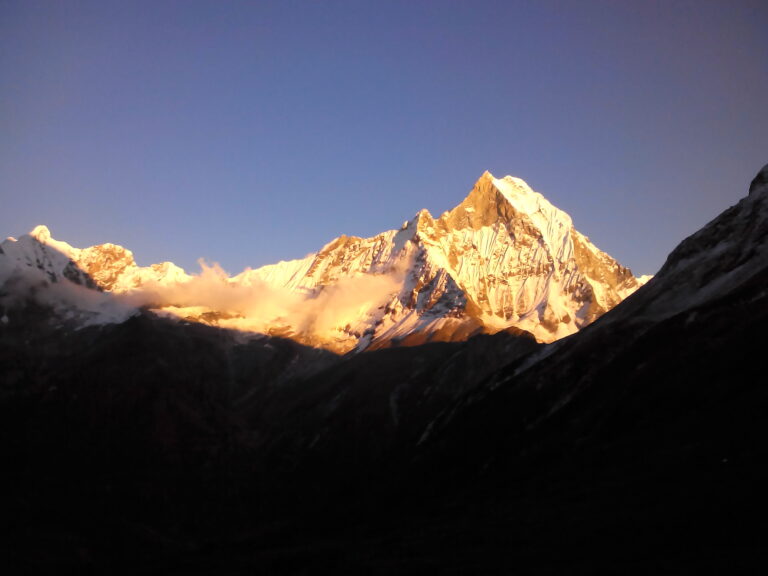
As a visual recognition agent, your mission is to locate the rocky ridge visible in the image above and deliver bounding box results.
[0,172,646,351]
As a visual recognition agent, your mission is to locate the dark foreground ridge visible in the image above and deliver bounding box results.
[2,165,768,574]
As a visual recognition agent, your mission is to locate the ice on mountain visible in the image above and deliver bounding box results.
[1,171,645,351]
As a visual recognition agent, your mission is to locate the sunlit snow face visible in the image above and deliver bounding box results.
[2,170,649,352]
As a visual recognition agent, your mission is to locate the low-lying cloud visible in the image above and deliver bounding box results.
[124,260,404,339]
[1,255,404,345]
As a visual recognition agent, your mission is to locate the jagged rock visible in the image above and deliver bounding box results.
[240,171,644,348]
[1,172,645,351]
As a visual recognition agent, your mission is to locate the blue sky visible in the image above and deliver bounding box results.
[2,0,767,276]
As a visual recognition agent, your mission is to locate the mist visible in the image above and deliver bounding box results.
[122,260,404,340]
[0,246,403,344]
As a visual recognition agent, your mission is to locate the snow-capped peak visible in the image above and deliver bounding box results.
[28,225,79,260]
[1,172,645,351]
[491,174,571,224]
[30,224,52,241]
[443,171,574,259]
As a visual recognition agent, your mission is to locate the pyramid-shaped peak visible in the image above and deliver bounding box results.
[441,172,575,252]
[476,170,534,192]
[458,171,557,218]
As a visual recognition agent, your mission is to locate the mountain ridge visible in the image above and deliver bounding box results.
[2,165,768,573]
[1,172,647,351]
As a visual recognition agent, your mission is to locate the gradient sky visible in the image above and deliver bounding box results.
[2,0,767,276]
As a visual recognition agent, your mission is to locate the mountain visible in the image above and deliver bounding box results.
[420,162,768,470]
[2,165,767,573]
[0,223,188,291]
[239,171,645,349]
[244,164,768,502]
[0,172,645,351]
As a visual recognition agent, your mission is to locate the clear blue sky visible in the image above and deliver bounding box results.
[2,0,767,276]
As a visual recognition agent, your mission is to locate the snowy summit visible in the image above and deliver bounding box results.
[0,172,647,352]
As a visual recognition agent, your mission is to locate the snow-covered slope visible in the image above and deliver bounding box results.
[0,172,645,350]
[233,171,644,349]
[0,225,188,291]
[0,226,139,326]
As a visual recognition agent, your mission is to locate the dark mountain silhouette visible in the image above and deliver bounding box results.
[2,164,768,574]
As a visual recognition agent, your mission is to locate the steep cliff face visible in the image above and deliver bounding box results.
[408,173,641,339]
[0,172,645,351]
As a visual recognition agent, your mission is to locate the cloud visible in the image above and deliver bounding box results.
[123,260,303,327]
[301,273,402,335]
[120,259,403,340]
[1,252,403,345]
